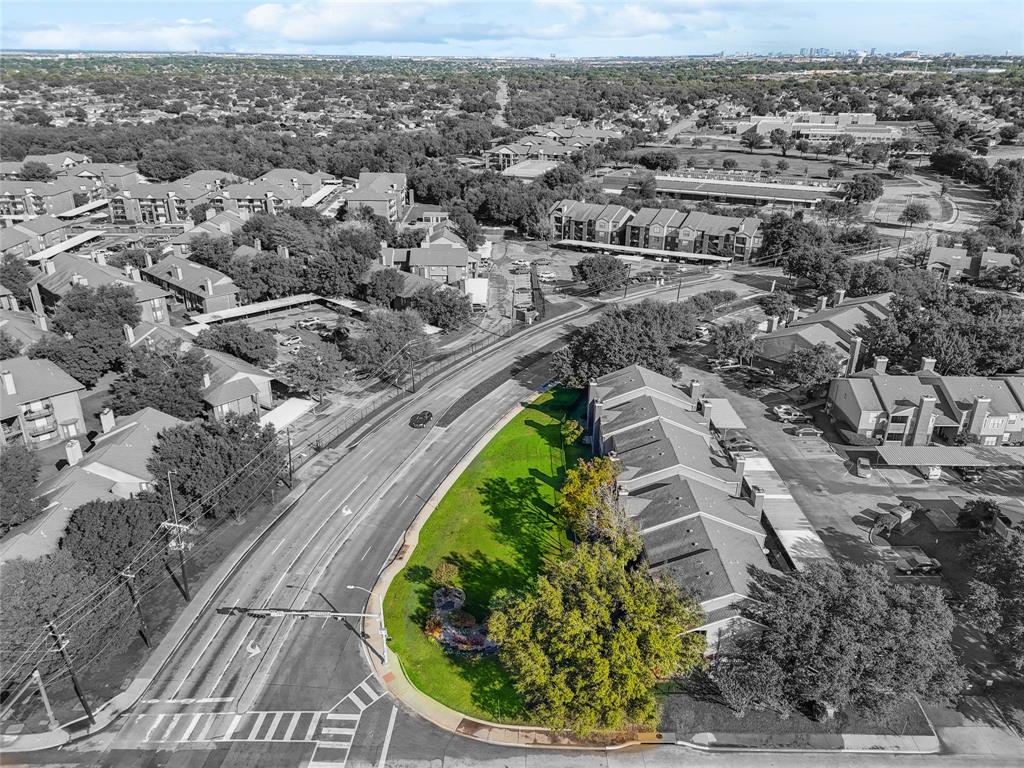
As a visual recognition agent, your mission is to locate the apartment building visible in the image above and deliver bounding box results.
[0,356,86,447]
[548,200,634,245]
[31,253,170,325]
[0,215,69,259]
[210,181,305,217]
[927,245,1018,281]
[585,364,830,649]
[826,357,1024,446]
[141,254,239,314]
[550,200,764,260]
[345,172,410,223]
[108,183,212,225]
[380,244,479,285]
[0,177,104,219]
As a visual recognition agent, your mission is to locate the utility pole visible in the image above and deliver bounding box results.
[676,272,684,302]
[622,264,631,299]
[285,427,294,484]
[47,620,94,725]
[120,570,150,648]
[162,471,191,602]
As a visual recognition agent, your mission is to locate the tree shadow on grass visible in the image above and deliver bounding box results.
[478,476,566,580]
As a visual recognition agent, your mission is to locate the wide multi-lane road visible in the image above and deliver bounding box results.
[16,277,1018,768]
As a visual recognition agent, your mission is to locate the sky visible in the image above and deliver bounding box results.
[1,0,1021,58]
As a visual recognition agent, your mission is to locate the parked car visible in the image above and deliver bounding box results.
[708,357,737,369]
[959,467,983,482]
[533,257,552,265]
[773,404,810,423]
[856,457,873,478]
[409,410,433,429]
[695,325,711,338]
[893,548,942,576]
[279,335,303,346]
[295,318,320,330]
[792,426,824,438]
[514,286,532,294]
[539,271,556,279]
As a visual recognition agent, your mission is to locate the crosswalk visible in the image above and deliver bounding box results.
[132,675,387,766]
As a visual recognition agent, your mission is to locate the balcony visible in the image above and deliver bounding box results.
[27,421,59,438]
[22,402,54,419]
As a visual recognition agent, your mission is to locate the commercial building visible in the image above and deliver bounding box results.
[0,356,86,447]
[827,359,1024,447]
[141,254,239,315]
[731,112,903,143]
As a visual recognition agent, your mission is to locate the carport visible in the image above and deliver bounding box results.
[876,445,994,481]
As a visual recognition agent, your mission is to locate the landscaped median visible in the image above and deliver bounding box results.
[383,387,584,723]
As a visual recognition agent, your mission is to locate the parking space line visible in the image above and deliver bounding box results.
[305,712,322,741]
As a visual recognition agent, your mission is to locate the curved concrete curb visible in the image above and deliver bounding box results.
[363,391,658,751]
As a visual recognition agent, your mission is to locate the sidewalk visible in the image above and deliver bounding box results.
[1,480,312,753]
[362,394,659,751]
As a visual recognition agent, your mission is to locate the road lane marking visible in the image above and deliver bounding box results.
[160,713,183,741]
[325,713,359,721]
[378,706,399,768]
[266,711,284,740]
[141,696,234,705]
[357,680,379,704]
[179,713,203,741]
[222,713,242,740]
[320,726,355,736]
[359,545,372,561]
[143,714,164,742]
[304,712,321,741]
[245,711,268,740]
[196,713,219,741]
[283,712,301,740]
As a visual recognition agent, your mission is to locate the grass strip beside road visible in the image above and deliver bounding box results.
[384,387,584,723]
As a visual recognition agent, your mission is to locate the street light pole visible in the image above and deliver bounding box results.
[347,585,387,665]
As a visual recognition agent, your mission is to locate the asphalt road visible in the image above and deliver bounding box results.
[18,275,1013,768]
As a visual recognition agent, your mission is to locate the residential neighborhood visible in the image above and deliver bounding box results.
[1,5,1023,768]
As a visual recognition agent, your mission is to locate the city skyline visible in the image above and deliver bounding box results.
[2,0,1022,58]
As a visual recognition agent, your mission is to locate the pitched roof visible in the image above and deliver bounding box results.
[0,310,46,351]
[591,364,696,408]
[13,215,67,237]
[199,348,273,406]
[623,474,763,536]
[217,180,305,203]
[0,355,84,418]
[34,253,170,302]
[927,375,1024,418]
[84,407,185,481]
[142,254,238,298]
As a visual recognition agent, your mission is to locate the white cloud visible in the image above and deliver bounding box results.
[244,0,455,43]
[9,18,229,51]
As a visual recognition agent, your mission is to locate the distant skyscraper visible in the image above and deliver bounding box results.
[870,47,877,56]
[800,47,808,56]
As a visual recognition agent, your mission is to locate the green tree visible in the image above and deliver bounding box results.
[286,341,344,401]
[769,128,795,157]
[573,253,629,293]
[148,413,282,519]
[195,323,277,367]
[783,343,844,390]
[722,157,739,171]
[756,291,795,319]
[712,319,758,365]
[308,245,370,298]
[366,268,404,307]
[556,456,633,545]
[63,495,167,579]
[0,444,42,535]
[956,498,1001,530]
[490,541,705,734]
[347,309,431,380]
[845,173,884,203]
[431,560,460,588]
[1,253,38,307]
[28,322,125,388]
[960,529,1024,670]
[229,251,303,303]
[0,330,22,359]
[739,127,765,153]
[552,300,697,386]
[776,159,790,174]
[898,200,931,227]
[1,552,132,682]
[52,284,141,336]
[107,346,209,419]
[19,161,54,180]
[716,563,966,719]
[560,419,583,446]
[412,285,472,331]
[888,158,913,177]
[837,133,857,160]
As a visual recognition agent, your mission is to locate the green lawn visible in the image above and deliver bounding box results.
[383,387,585,723]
